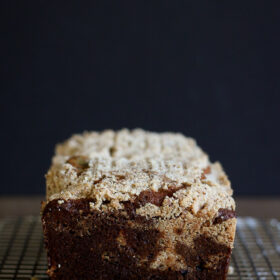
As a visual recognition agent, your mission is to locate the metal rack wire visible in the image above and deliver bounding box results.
[0,216,279,279]
[0,216,47,279]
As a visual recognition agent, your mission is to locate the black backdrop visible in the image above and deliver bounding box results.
[1,1,280,195]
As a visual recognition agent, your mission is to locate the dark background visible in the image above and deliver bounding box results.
[1,1,280,196]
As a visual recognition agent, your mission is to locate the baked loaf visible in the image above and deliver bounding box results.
[42,129,236,280]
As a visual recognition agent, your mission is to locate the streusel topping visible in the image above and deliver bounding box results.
[46,129,234,214]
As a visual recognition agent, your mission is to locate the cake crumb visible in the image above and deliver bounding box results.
[228,266,234,274]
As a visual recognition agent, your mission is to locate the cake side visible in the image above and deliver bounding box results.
[42,198,236,280]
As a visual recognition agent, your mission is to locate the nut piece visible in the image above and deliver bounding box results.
[66,155,89,175]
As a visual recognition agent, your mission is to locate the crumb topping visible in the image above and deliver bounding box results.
[46,129,234,214]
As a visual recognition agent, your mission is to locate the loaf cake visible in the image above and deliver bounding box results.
[42,129,236,280]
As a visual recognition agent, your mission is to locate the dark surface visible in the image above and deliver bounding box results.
[42,198,232,279]
[1,1,280,195]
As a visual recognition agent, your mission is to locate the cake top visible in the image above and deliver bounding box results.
[46,129,234,216]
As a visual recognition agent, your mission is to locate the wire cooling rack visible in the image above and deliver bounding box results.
[0,217,279,279]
